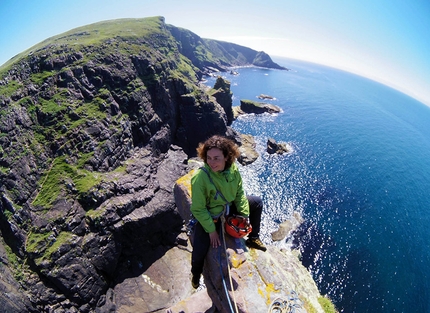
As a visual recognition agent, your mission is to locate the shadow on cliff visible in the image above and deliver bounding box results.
[112,210,184,284]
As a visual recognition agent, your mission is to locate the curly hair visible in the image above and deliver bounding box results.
[197,135,240,169]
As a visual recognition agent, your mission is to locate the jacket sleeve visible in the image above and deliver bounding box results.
[233,169,250,217]
[190,172,216,233]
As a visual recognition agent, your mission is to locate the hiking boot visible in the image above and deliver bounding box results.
[246,237,267,252]
[191,274,200,289]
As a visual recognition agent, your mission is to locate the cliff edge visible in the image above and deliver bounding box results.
[0,16,331,313]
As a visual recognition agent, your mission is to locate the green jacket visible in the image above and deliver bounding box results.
[190,163,249,233]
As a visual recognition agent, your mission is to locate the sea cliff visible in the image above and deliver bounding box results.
[0,16,333,312]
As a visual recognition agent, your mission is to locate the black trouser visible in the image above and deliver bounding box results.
[191,195,263,277]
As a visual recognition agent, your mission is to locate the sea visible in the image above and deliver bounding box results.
[205,58,430,313]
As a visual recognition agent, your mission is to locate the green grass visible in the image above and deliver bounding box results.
[74,168,103,194]
[32,150,127,211]
[2,209,13,221]
[75,99,108,120]
[97,88,111,99]
[86,207,106,222]
[3,243,27,282]
[318,296,337,313]
[32,155,103,209]
[38,97,67,115]
[25,231,51,254]
[44,231,73,258]
[241,99,264,108]
[0,79,22,97]
[26,230,74,265]
[35,90,110,140]
[17,96,34,108]
[30,70,55,85]
[176,54,198,82]
[0,165,8,175]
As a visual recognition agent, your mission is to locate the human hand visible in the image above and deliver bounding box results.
[209,231,221,248]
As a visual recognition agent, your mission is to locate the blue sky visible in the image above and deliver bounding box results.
[1,0,429,106]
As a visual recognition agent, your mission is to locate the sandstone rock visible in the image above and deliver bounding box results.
[113,245,194,313]
[232,105,245,119]
[173,167,199,225]
[167,288,215,313]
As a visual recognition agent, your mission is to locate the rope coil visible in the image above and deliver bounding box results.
[268,290,304,313]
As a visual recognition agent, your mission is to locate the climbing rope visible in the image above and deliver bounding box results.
[218,212,239,313]
[268,290,303,313]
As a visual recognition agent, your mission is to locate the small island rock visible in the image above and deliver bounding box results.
[240,99,281,114]
[267,138,290,154]
[258,94,275,100]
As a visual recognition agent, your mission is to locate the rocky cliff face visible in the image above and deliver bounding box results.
[0,16,318,313]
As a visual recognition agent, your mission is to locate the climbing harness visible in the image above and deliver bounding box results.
[199,167,231,215]
[200,166,251,238]
[268,290,304,313]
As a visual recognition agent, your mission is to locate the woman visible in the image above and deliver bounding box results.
[190,135,266,289]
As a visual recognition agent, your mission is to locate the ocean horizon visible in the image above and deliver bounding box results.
[206,58,430,313]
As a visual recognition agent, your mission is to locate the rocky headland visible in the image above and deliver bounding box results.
[233,99,282,119]
[0,16,335,312]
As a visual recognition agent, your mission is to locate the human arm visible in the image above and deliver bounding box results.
[233,168,250,218]
[191,170,221,247]
[190,171,217,233]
